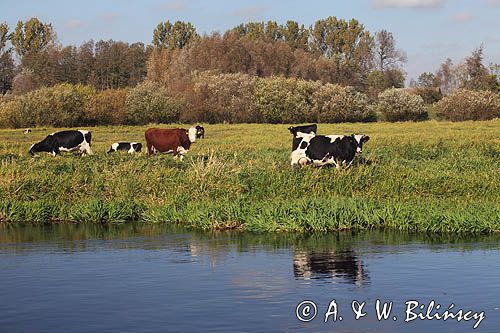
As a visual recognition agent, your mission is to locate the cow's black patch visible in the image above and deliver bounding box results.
[299,141,308,149]
[132,143,142,152]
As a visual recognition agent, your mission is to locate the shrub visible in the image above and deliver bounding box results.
[84,88,129,125]
[125,82,182,125]
[0,83,95,128]
[414,87,443,104]
[0,100,19,128]
[377,88,428,122]
[435,89,500,121]
[188,71,259,123]
[254,77,320,123]
[312,84,375,123]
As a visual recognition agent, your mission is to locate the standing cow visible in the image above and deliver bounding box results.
[29,130,93,157]
[291,133,369,168]
[144,127,197,160]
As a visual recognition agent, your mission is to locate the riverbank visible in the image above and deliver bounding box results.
[1,121,499,233]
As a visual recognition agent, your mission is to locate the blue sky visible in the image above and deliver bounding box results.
[1,0,499,81]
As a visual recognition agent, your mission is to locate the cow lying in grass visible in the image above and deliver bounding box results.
[108,142,142,154]
[29,130,93,157]
[145,127,197,160]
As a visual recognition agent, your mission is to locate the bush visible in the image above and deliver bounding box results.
[188,72,259,123]
[254,77,320,123]
[312,84,375,122]
[0,100,18,128]
[377,88,428,122]
[84,88,129,125]
[435,89,500,121]
[0,83,95,128]
[414,87,443,104]
[125,82,182,125]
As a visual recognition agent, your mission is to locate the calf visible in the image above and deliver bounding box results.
[144,127,197,160]
[291,134,369,168]
[23,128,32,134]
[108,142,142,154]
[29,130,93,157]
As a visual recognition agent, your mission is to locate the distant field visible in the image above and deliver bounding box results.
[0,120,499,233]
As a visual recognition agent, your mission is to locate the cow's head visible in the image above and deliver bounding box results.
[29,135,55,156]
[352,134,370,153]
[195,125,205,139]
[188,127,197,143]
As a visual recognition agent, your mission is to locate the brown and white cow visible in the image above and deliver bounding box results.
[144,127,197,160]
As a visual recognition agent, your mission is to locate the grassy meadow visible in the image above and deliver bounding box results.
[0,120,499,233]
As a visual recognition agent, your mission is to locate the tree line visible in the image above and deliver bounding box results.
[0,16,499,127]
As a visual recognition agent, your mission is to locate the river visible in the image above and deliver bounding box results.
[0,224,498,332]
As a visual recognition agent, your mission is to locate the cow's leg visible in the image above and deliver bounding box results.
[172,145,179,159]
[333,159,341,170]
[177,146,188,161]
[147,143,154,155]
[52,147,59,157]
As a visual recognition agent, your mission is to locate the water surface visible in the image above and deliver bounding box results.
[0,224,499,333]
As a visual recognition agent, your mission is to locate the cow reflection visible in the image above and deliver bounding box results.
[293,250,368,286]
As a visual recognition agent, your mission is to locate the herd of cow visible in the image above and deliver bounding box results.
[28,125,205,160]
[26,123,369,168]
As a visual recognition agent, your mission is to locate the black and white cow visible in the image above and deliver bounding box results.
[288,124,317,150]
[23,128,32,134]
[108,142,142,154]
[29,130,93,157]
[291,133,369,168]
[195,125,205,139]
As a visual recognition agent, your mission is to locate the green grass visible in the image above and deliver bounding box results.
[0,120,499,233]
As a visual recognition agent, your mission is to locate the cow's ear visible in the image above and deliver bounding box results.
[363,135,370,142]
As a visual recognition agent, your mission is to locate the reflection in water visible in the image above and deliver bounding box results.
[293,250,368,286]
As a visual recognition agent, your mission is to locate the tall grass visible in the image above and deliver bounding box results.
[0,121,499,233]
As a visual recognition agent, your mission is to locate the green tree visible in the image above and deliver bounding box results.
[460,46,493,91]
[417,72,436,88]
[280,20,308,49]
[152,21,198,49]
[309,17,366,60]
[374,29,406,72]
[11,18,54,57]
[0,22,16,93]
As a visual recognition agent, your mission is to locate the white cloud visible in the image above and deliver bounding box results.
[373,0,445,9]
[232,6,269,20]
[66,20,82,29]
[451,10,475,23]
[483,0,500,5]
